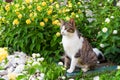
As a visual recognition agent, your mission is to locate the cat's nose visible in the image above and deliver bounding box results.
[61,31,64,35]
[61,32,65,35]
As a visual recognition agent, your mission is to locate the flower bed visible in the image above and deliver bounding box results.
[0,48,65,80]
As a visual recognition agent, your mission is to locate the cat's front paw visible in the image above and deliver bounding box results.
[81,68,89,72]
[67,68,74,73]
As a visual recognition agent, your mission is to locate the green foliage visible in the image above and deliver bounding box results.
[0,0,83,61]
[16,61,65,80]
[83,0,120,63]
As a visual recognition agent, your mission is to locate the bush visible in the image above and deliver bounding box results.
[0,0,120,63]
[80,0,120,64]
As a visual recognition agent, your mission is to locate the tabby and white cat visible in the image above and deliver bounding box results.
[60,18,98,73]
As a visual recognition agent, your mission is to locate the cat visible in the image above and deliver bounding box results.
[60,18,98,73]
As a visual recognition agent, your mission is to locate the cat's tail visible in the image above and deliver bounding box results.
[93,48,107,63]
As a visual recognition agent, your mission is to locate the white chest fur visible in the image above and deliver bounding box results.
[62,32,84,59]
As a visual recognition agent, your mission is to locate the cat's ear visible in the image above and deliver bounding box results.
[69,18,75,27]
[59,19,64,25]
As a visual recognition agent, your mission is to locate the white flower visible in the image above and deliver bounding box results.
[27,60,33,64]
[32,61,40,66]
[37,57,44,62]
[76,15,79,18]
[32,53,37,58]
[58,62,63,66]
[61,76,66,79]
[110,16,114,19]
[102,27,108,33]
[117,66,120,69]
[40,73,44,78]
[100,44,105,48]
[113,30,118,34]
[85,9,93,17]
[116,1,120,7]
[93,76,100,80]
[27,64,31,67]
[37,77,43,80]
[36,53,40,57]
[105,18,110,23]
[69,78,74,80]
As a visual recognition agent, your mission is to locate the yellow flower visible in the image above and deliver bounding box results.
[58,10,62,14]
[40,22,45,27]
[29,13,33,17]
[44,18,48,22]
[15,11,20,15]
[52,20,60,25]
[77,2,81,5]
[2,17,5,22]
[37,6,42,11]
[33,12,37,17]
[31,17,34,21]
[0,47,8,62]
[71,12,75,17]
[42,2,46,6]
[68,3,72,7]
[49,6,53,9]
[5,4,10,11]
[26,19,31,24]
[78,9,82,13]
[15,4,19,8]
[56,4,59,8]
[18,14,22,19]
[28,5,32,9]
[25,0,32,3]
[65,16,70,21]
[62,8,66,13]
[8,73,17,80]
[13,19,19,25]
[56,32,61,37]
[47,9,52,15]
[21,5,25,10]
[35,0,38,2]
[50,0,53,3]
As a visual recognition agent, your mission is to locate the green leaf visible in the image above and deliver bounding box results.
[16,75,26,80]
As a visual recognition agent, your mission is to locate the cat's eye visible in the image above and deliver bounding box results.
[67,29,74,33]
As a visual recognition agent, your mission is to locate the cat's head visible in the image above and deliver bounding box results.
[60,18,76,36]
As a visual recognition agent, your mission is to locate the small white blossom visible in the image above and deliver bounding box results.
[32,61,40,66]
[36,53,40,57]
[117,66,120,69]
[38,57,44,62]
[61,76,66,79]
[107,0,110,2]
[110,16,114,19]
[32,53,37,58]
[58,62,63,66]
[105,18,110,23]
[85,9,93,17]
[116,1,120,7]
[100,44,105,48]
[93,76,100,80]
[69,78,74,80]
[102,27,108,33]
[113,30,118,34]
[37,76,43,80]
[40,73,45,78]
[76,15,79,18]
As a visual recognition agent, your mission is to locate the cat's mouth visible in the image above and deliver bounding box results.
[61,33,65,36]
